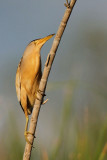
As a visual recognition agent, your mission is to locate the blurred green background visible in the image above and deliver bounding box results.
[0,0,107,159]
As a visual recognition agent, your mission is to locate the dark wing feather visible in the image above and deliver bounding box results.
[15,58,22,103]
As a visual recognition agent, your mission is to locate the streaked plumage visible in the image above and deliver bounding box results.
[15,34,54,144]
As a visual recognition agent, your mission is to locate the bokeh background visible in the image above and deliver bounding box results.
[0,0,107,159]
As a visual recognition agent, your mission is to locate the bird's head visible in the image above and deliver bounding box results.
[33,34,55,50]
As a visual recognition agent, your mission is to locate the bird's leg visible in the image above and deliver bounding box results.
[36,89,48,105]
[64,0,70,8]
[24,115,36,146]
[20,86,35,145]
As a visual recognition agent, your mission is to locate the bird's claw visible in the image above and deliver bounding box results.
[64,0,70,8]
[36,89,48,105]
[37,89,46,97]
[24,131,35,147]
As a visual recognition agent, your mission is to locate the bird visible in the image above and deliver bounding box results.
[15,34,55,144]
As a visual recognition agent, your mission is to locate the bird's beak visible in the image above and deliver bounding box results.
[36,34,55,48]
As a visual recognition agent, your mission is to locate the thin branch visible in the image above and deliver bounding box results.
[23,0,77,159]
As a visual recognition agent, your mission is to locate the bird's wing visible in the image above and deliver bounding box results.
[15,58,22,102]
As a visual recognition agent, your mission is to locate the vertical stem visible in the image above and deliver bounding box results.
[23,0,77,159]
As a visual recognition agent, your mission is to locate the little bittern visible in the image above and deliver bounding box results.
[15,34,54,144]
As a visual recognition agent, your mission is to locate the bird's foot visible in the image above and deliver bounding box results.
[64,0,70,8]
[37,89,48,105]
[37,89,46,97]
[24,131,35,147]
